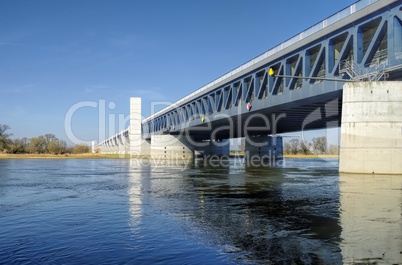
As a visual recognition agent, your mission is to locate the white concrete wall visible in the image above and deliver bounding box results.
[140,139,151,156]
[129,97,143,156]
[339,82,402,174]
[150,134,194,161]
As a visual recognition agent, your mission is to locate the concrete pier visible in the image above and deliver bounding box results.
[128,97,151,157]
[244,136,283,167]
[197,139,230,157]
[140,139,151,157]
[150,134,194,161]
[339,82,402,174]
[129,97,143,156]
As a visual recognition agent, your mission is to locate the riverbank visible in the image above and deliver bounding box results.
[0,153,339,159]
[0,153,123,159]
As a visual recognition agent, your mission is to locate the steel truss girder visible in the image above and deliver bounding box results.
[142,2,402,137]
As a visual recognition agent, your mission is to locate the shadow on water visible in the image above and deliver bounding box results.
[176,158,402,264]
[174,158,343,264]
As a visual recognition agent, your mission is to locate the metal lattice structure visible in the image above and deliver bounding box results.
[339,59,388,81]
[98,0,402,148]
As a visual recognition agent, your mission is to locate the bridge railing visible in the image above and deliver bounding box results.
[339,57,387,81]
[142,0,380,124]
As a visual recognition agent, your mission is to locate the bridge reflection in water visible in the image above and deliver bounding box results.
[126,158,402,264]
[339,173,402,264]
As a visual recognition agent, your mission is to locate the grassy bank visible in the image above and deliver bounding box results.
[0,153,124,159]
[0,153,339,160]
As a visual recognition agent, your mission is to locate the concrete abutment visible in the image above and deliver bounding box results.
[339,81,402,174]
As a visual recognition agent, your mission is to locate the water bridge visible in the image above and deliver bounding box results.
[96,0,402,174]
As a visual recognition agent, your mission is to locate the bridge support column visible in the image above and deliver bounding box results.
[140,139,151,157]
[129,97,150,157]
[150,134,194,161]
[244,136,283,167]
[198,139,230,157]
[339,82,402,174]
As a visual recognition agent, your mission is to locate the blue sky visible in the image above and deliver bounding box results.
[0,0,353,145]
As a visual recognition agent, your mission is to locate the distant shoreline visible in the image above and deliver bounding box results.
[0,153,339,159]
[0,153,121,159]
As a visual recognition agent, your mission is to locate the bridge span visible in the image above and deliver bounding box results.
[96,0,402,174]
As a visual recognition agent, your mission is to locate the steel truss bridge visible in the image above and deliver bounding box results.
[99,0,402,149]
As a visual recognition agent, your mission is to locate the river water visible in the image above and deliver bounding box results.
[0,158,401,264]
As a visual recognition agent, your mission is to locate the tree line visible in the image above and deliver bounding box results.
[0,124,90,154]
[283,136,339,155]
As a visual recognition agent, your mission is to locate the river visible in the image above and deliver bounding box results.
[0,158,401,264]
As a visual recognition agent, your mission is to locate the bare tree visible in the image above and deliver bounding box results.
[288,138,300,154]
[9,138,29,154]
[300,140,312,155]
[328,144,339,155]
[0,124,12,152]
[312,136,327,155]
[48,139,67,154]
[29,136,47,154]
[283,142,291,155]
